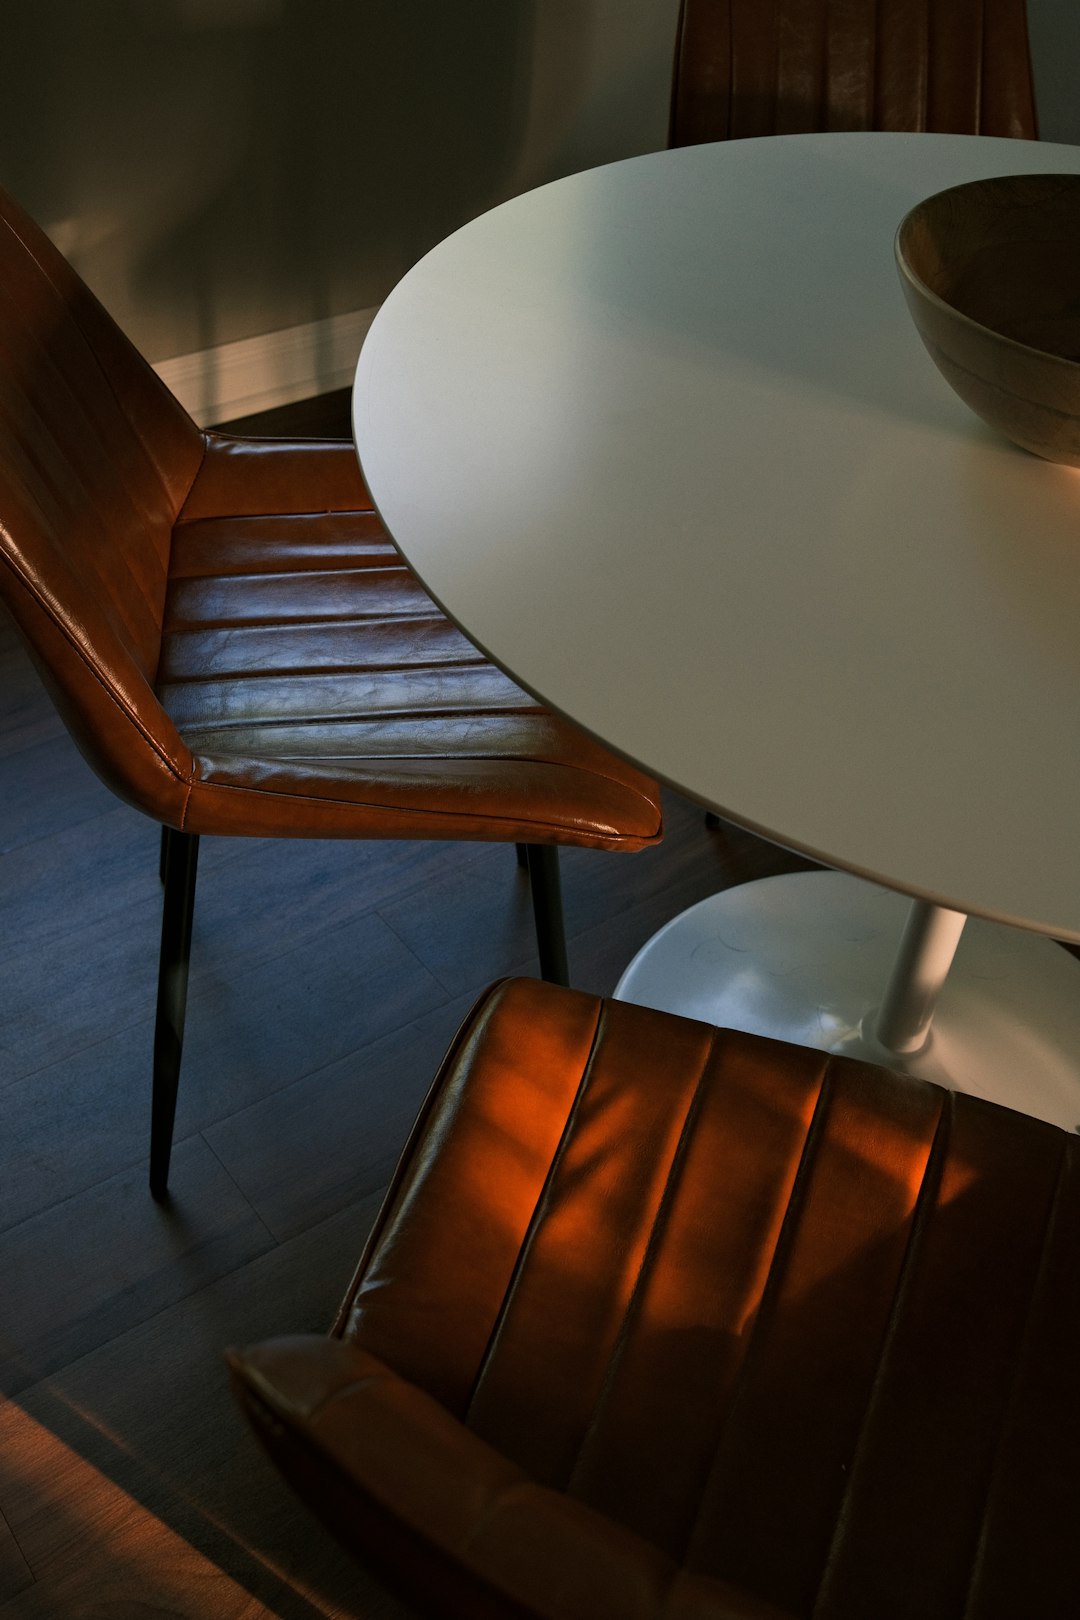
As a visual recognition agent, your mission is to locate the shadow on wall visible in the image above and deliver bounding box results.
[0,0,614,367]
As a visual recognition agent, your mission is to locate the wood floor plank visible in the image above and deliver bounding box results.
[207,829,493,943]
[0,641,63,762]
[376,849,545,995]
[377,789,782,999]
[0,1507,30,1606]
[0,1541,280,1620]
[203,990,480,1240]
[0,1198,415,1619]
[0,883,160,1087]
[0,1136,273,1397]
[0,906,448,1232]
[169,905,449,1139]
[0,1034,154,1234]
[0,734,119,856]
[0,824,486,1085]
[0,802,231,970]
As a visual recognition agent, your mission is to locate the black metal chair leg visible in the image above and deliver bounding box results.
[524,844,569,987]
[150,828,200,1199]
[515,842,529,870]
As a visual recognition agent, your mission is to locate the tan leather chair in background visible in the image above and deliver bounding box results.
[230,976,1079,1620]
[0,188,662,1197]
[670,0,1038,147]
[672,0,1039,834]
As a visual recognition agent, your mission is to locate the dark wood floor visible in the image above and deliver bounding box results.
[0,391,812,1617]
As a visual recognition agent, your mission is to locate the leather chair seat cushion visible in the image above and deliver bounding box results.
[230,978,1080,1619]
[161,438,661,845]
[1,182,660,851]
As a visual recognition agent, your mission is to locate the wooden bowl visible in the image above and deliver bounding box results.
[895,174,1080,465]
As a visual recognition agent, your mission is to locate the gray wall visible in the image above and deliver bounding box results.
[1,0,678,362]
[1027,0,1080,146]
[1,0,1073,366]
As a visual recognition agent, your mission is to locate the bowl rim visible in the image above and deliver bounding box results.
[894,173,1080,376]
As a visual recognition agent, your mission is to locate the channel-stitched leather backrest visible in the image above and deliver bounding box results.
[670,0,1039,146]
[0,187,203,804]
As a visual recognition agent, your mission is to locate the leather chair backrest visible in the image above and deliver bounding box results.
[0,188,203,808]
[670,0,1039,146]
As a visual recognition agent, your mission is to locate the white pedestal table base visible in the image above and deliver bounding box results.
[614,871,1080,1134]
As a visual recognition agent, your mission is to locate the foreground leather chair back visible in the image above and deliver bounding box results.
[0,189,662,1196]
[230,978,1079,1619]
[670,0,1038,146]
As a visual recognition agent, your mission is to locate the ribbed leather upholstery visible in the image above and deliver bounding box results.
[0,187,660,848]
[670,0,1038,146]
[231,978,1080,1619]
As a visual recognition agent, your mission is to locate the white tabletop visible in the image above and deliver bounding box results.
[354,132,1080,946]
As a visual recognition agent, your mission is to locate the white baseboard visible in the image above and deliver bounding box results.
[152,306,379,426]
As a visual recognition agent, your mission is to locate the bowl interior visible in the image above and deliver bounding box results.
[897,174,1080,362]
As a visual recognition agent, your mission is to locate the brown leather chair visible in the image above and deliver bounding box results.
[673,0,1039,835]
[230,977,1079,1620]
[670,0,1038,148]
[0,188,662,1197]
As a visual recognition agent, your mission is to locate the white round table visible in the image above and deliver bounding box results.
[354,132,1080,1131]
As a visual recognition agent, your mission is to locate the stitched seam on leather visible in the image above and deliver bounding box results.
[810,1080,953,1617]
[187,431,210,511]
[0,547,193,785]
[958,1129,1072,1620]
[821,0,833,131]
[526,749,660,830]
[287,1370,390,1425]
[160,650,493,676]
[726,0,734,136]
[668,0,686,143]
[178,719,660,832]
[770,0,781,136]
[185,773,631,821]
[178,778,194,829]
[871,0,882,128]
[331,981,511,1340]
[455,1479,543,1557]
[174,505,375,528]
[678,1048,834,1570]
[163,611,462,630]
[232,1352,391,1425]
[187,734,654,815]
[160,665,494,690]
[166,564,417,590]
[173,706,543,731]
[460,996,606,1424]
[564,1026,717,1500]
